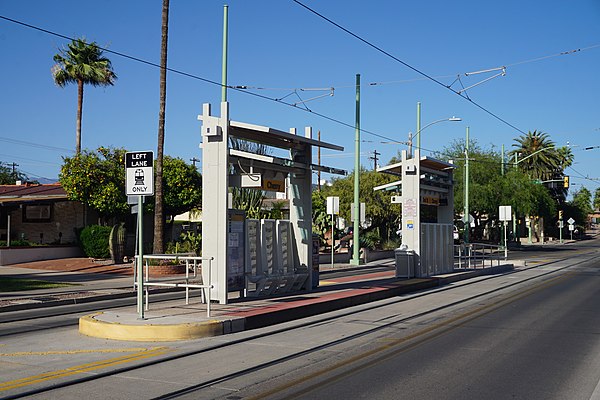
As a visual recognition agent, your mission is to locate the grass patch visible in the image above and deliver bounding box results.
[0,277,75,292]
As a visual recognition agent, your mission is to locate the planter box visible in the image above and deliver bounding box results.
[362,249,395,263]
[317,249,395,265]
[0,246,83,266]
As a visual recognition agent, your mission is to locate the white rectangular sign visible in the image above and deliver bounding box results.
[351,202,366,224]
[125,151,154,196]
[499,205,512,221]
[326,196,339,215]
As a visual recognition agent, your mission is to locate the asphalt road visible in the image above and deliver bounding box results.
[285,254,600,399]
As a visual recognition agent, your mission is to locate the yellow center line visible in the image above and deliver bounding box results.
[0,347,156,357]
[0,346,171,392]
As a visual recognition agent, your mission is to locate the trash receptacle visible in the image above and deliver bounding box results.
[395,247,414,278]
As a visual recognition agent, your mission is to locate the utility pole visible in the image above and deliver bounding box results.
[190,157,200,168]
[369,150,380,170]
[416,102,421,157]
[10,162,19,180]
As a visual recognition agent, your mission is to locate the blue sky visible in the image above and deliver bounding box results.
[1,0,599,194]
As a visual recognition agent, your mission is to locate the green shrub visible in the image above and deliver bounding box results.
[79,225,111,258]
[382,239,401,250]
[0,239,33,247]
[361,230,382,250]
[165,231,202,256]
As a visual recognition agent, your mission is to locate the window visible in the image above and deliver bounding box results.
[23,204,52,222]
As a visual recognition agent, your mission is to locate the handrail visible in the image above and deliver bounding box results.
[454,243,507,270]
[133,255,214,317]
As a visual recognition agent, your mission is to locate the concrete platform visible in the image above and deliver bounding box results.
[79,312,229,341]
[78,263,515,341]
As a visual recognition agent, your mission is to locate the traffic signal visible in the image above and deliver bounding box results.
[559,210,563,220]
[563,175,570,188]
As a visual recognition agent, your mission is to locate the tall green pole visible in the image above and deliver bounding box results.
[351,74,361,265]
[513,152,517,242]
[221,5,228,102]
[464,127,470,244]
[416,102,422,157]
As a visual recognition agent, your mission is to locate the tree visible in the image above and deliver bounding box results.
[60,147,129,222]
[436,139,556,241]
[509,130,561,181]
[61,149,203,225]
[594,188,600,211]
[572,187,593,217]
[52,38,116,154]
[153,0,170,254]
[162,156,202,221]
[436,139,502,219]
[322,168,400,242]
[0,162,29,184]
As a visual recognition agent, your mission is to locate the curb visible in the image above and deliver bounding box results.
[79,312,228,341]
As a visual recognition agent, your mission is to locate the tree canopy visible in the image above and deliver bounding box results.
[0,163,30,185]
[60,148,202,224]
[60,147,128,220]
[52,38,116,154]
[162,156,202,220]
[321,168,401,241]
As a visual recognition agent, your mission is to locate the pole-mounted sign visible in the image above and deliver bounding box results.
[125,151,154,320]
[125,151,154,196]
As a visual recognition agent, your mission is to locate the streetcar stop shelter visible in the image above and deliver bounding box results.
[199,102,345,304]
[375,149,455,277]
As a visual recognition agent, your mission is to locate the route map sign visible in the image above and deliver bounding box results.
[125,151,154,196]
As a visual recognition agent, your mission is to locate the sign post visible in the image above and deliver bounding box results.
[567,218,575,241]
[499,205,512,259]
[125,151,154,319]
[326,196,339,269]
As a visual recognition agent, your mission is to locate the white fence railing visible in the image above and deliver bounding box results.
[454,243,507,269]
[133,255,213,317]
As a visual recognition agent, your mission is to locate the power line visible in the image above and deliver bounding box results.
[0,14,401,145]
[0,136,73,153]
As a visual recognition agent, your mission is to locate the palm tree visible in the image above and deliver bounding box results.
[510,130,561,180]
[153,0,170,254]
[52,38,116,154]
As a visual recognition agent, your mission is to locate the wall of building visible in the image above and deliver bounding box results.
[9,201,85,244]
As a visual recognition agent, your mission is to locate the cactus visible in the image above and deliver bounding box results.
[109,223,126,264]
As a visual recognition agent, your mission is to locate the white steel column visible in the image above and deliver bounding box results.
[199,102,230,304]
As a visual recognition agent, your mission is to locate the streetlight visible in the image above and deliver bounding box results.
[513,146,554,165]
[413,102,462,157]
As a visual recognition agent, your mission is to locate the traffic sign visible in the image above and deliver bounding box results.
[567,217,575,225]
[125,151,154,196]
[569,224,575,231]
